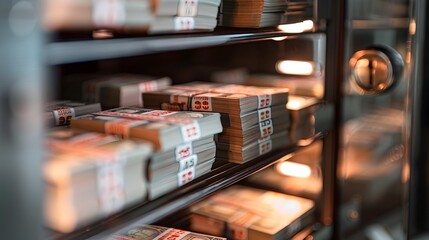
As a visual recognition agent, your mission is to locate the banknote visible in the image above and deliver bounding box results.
[113,224,226,240]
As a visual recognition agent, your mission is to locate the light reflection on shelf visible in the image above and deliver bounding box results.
[278,20,314,33]
[276,60,315,76]
[276,161,312,178]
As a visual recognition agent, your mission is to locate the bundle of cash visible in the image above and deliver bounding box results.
[190,185,315,240]
[43,0,154,31]
[111,224,226,239]
[70,107,223,199]
[149,0,221,33]
[217,0,314,28]
[143,82,291,163]
[147,136,217,200]
[144,82,288,114]
[45,100,101,126]
[70,107,222,151]
[149,154,216,199]
[81,74,172,109]
[44,128,153,233]
[216,131,289,163]
[218,0,288,28]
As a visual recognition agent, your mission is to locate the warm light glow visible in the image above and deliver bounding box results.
[276,60,314,75]
[286,98,306,110]
[410,19,416,35]
[93,29,113,39]
[278,20,314,33]
[356,58,369,68]
[277,161,312,178]
[271,36,288,41]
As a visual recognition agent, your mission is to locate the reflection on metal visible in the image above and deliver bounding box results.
[92,29,114,39]
[349,47,404,95]
[276,161,312,178]
[276,60,323,78]
[350,50,393,93]
[278,20,314,33]
[271,36,288,41]
[409,19,417,35]
[351,18,409,29]
[276,60,316,76]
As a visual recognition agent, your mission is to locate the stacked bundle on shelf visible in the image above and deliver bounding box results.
[43,0,154,31]
[287,95,320,142]
[45,100,101,126]
[70,107,223,199]
[283,0,314,24]
[148,136,216,199]
[80,74,172,109]
[111,224,226,239]
[215,73,323,142]
[142,82,291,163]
[44,128,153,233]
[149,0,222,33]
[218,0,288,28]
[189,185,315,240]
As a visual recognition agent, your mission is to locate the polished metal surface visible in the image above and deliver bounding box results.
[407,0,429,237]
[339,0,410,239]
[349,47,404,95]
[350,49,394,94]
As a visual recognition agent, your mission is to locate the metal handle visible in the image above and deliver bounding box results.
[349,45,404,95]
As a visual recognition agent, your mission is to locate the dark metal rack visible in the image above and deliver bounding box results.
[47,29,320,65]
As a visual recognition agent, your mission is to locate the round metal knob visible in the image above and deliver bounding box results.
[349,46,404,95]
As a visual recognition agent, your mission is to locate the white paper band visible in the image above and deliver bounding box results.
[257,94,272,108]
[53,107,75,125]
[259,119,274,138]
[96,154,125,215]
[259,138,272,155]
[191,96,213,111]
[178,154,198,172]
[170,95,190,110]
[93,0,126,27]
[258,107,271,122]
[174,17,195,31]
[180,121,201,142]
[177,0,198,16]
[175,142,193,160]
[178,166,196,186]
[138,81,158,93]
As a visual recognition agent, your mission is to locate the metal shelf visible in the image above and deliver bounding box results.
[47,29,319,65]
[51,132,325,240]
